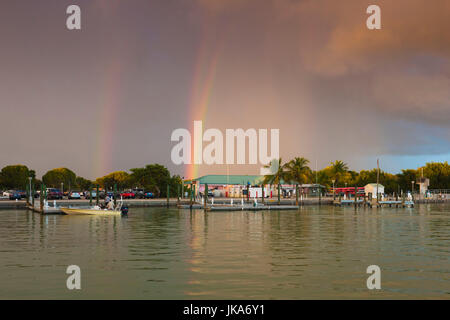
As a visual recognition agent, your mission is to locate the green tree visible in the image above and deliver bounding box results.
[329,160,349,187]
[42,168,76,189]
[95,171,130,190]
[285,157,311,185]
[0,165,36,189]
[263,158,288,185]
[75,176,93,190]
[420,162,450,189]
[314,169,332,188]
[396,169,418,192]
[129,164,175,197]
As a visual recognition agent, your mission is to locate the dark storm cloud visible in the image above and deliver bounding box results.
[0,0,448,178]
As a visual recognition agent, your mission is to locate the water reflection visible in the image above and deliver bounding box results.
[0,204,448,299]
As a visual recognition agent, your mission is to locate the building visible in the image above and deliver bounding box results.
[188,175,325,198]
[364,183,384,197]
[417,177,430,194]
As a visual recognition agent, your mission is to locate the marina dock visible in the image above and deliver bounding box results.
[333,198,415,208]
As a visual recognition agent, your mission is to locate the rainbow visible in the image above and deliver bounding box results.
[92,0,122,178]
[94,58,122,177]
[185,38,222,179]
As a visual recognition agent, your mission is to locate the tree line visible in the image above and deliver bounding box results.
[0,160,448,196]
[0,164,182,198]
[262,158,450,193]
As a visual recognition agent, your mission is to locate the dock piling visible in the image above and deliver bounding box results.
[167,185,170,208]
[96,185,99,206]
[278,184,281,205]
[204,183,208,209]
[261,184,265,204]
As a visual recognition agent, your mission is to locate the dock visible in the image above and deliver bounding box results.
[334,199,415,208]
[207,204,299,211]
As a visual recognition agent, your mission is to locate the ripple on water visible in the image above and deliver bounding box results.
[0,205,449,299]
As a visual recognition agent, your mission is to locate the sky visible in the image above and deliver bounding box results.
[0,0,449,179]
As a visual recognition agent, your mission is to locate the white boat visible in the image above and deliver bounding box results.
[61,207,122,215]
[61,198,127,216]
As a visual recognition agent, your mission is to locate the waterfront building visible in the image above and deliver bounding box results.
[364,183,385,197]
[190,175,325,198]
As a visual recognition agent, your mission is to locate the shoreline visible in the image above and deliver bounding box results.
[1,197,448,211]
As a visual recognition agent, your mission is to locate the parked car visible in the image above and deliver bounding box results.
[17,190,26,199]
[3,190,14,197]
[68,191,82,199]
[144,192,154,199]
[133,188,145,199]
[0,191,8,200]
[9,191,21,200]
[47,188,63,200]
[85,191,97,199]
[120,191,135,199]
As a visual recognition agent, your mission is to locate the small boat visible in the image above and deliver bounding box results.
[61,207,123,216]
[61,198,128,216]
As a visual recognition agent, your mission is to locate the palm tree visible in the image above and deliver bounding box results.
[285,157,311,186]
[262,158,288,186]
[330,160,349,186]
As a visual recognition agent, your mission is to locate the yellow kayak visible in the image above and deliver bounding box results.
[61,207,122,216]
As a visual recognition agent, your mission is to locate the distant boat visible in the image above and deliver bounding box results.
[60,207,122,216]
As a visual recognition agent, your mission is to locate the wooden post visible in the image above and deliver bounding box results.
[40,184,44,212]
[114,184,117,207]
[177,183,181,205]
[96,184,99,206]
[204,183,208,209]
[354,186,357,208]
[278,184,281,205]
[167,184,170,207]
[295,184,299,206]
[89,187,93,206]
[318,185,322,205]
[25,183,29,206]
[189,183,193,207]
[261,184,265,204]
[31,183,35,207]
[246,184,250,203]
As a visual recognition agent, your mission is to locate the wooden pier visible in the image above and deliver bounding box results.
[333,199,415,208]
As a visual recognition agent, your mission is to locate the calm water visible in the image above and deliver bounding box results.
[0,204,448,299]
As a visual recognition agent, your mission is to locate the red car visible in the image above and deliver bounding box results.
[120,191,135,199]
[47,188,63,200]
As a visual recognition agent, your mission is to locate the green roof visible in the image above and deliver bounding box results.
[191,175,326,187]
[193,175,264,185]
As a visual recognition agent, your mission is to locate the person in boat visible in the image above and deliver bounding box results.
[101,195,111,209]
[107,199,115,210]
